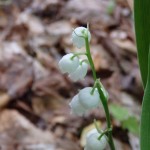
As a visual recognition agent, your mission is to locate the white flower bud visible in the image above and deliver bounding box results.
[69,61,88,82]
[69,94,87,116]
[84,129,107,150]
[58,53,79,74]
[78,87,100,109]
[72,27,91,48]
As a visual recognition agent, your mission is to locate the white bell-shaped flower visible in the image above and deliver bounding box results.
[84,129,107,150]
[69,94,87,116]
[69,61,88,82]
[78,87,100,109]
[58,53,79,74]
[72,27,91,48]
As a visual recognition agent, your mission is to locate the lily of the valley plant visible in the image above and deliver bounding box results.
[134,0,150,150]
[59,26,115,150]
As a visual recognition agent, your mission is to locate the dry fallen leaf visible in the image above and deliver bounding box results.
[0,110,55,146]
[113,39,136,54]
[61,0,117,27]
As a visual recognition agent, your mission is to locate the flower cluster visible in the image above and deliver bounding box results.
[59,27,91,82]
[58,27,108,150]
[59,53,88,82]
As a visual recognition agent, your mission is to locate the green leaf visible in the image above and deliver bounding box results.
[134,0,150,88]
[134,0,150,149]
[140,49,150,150]
[110,104,140,136]
[106,0,116,15]
[122,116,139,136]
[109,104,129,121]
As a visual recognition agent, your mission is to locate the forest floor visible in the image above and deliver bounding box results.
[0,0,141,150]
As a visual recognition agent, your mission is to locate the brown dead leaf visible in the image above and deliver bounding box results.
[128,133,139,150]
[0,42,33,100]
[61,0,117,27]
[16,12,45,35]
[32,50,73,97]
[91,45,116,72]
[46,20,72,37]
[0,109,55,146]
[0,93,10,108]
[113,39,136,54]
[126,0,133,10]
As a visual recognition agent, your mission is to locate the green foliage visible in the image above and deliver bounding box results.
[122,116,139,135]
[106,0,116,15]
[134,0,150,88]
[110,104,139,135]
[134,0,150,149]
[140,51,150,150]
[109,104,129,121]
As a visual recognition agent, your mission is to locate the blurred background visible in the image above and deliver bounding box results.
[0,0,142,150]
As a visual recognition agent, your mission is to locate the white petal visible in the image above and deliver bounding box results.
[85,129,107,150]
[69,61,88,82]
[86,128,98,138]
[72,27,91,48]
[58,53,79,74]
[84,146,88,150]
[69,95,87,116]
[78,87,100,109]
[79,62,88,80]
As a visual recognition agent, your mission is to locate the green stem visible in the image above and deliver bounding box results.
[96,82,115,150]
[91,81,98,95]
[80,59,89,65]
[94,119,102,133]
[85,36,115,150]
[71,52,87,60]
[85,37,97,81]
[98,127,112,140]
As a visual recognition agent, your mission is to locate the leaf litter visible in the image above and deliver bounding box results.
[0,0,140,150]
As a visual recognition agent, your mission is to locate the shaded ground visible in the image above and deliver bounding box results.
[0,0,142,150]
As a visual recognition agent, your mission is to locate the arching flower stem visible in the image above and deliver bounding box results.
[91,80,98,95]
[80,59,89,65]
[71,52,87,60]
[85,30,116,150]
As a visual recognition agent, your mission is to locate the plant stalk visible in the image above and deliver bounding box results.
[85,37,115,150]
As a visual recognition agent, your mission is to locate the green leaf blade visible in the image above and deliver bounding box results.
[122,116,139,136]
[134,1,150,149]
[140,49,150,150]
[134,0,150,87]
[109,104,129,121]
